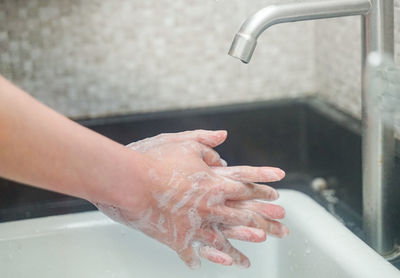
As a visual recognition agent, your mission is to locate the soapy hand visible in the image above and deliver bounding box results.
[95,130,289,268]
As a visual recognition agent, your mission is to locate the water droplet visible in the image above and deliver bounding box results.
[288,250,293,256]
[305,248,311,255]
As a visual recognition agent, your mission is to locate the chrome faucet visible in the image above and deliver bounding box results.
[228,0,398,259]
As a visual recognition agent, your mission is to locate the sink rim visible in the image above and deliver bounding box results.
[0,189,399,277]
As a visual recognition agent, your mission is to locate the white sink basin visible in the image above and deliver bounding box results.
[0,189,399,278]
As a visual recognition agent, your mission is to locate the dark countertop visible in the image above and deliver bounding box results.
[0,97,366,222]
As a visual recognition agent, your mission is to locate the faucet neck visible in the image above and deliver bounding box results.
[361,0,396,257]
[363,0,394,57]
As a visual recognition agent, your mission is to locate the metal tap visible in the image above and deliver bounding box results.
[228,0,398,259]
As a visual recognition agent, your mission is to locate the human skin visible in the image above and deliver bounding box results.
[0,75,288,268]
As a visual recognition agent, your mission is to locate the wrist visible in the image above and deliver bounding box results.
[98,146,154,215]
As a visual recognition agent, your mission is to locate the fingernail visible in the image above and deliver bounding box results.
[270,189,279,201]
[280,207,286,218]
[251,228,266,241]
[263,168,285,182]
[271,168,285,181]
[188,259,201,270]
[277,169,286,179]
[220,159,228,167]
[221,258,233,266]
[281,226,290,237]
[216,130,227,138]
[236,259,251,268]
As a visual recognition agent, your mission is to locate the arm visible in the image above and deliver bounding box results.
[0,75,148,210]
[0,75,289,268]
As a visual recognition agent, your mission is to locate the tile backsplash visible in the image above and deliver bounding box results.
[0,0,399,123]
[0,0,315,118]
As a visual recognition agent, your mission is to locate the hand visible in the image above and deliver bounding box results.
[95,130,289,268]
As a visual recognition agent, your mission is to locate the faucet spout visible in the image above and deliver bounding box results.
[228,0,371,63]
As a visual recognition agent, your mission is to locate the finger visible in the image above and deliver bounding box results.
[220,243,250,268]
[178,246,201,269]
[198,246,233,266]
[214,237,250,268]
[221,225,266,242]
[199,145,223,167]
[199,228,250,268]
[206,178,254,206]
[212,207,289,238]
[225,182,280,202]
[212,166,285,183]
[225,200,285,219]
[166,130,228,148]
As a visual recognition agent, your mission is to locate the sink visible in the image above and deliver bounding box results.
[0,189,398,278]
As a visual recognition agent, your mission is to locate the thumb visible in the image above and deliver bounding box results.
[179,129,228,148]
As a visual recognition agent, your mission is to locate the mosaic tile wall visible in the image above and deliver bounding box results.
[2,0,398,126]
[0,0,315,119]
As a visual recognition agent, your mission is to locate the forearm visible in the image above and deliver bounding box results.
[0,75,148,209]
